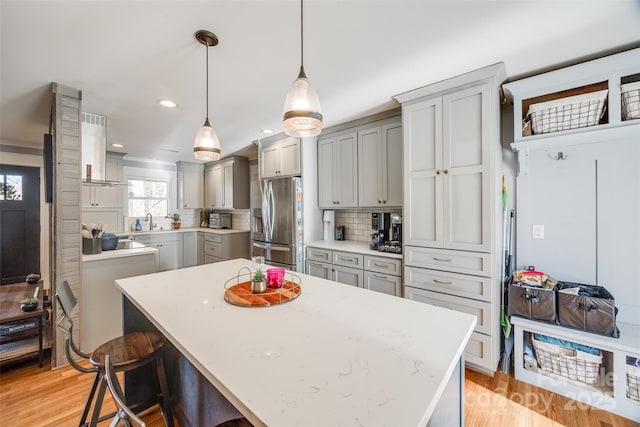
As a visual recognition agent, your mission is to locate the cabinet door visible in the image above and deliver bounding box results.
[158,239,181,271]
[82,185,94,207]
[204,167,216,208]
[317,137,336,208]
[179,163,204,209]
[212,164,224,208]
[333,265,363,287]
[363,271,401,296]
[403,97,443,247]
[358,126,382,207]
[335,132,358,207]
[260,144,280,179]
[381,122,403,207]
[442,83,491,252]
[277,138,301,177]
[183,232,198,268]
[222,161,234,209]
[305,260,332,280]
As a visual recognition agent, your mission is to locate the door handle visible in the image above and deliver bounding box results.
[252,242,290,252]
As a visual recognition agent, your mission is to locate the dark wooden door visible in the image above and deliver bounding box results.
[0,165,40,284]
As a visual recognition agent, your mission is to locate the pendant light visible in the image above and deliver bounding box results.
[283,0,322,137]
[193,30,221,161]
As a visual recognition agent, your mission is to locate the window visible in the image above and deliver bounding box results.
[0,174,23,200]
[127,179,168,217]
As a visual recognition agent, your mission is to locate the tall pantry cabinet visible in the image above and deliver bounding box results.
[394,63,508,374]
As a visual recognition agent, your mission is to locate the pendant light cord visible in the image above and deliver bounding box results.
[205,41,209,119]
[300,0,304,68]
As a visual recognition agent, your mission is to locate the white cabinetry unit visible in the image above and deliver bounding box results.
[318,115,402,209]
[132,233,183,272]
[395,63,507,374]
[183,232,198,268]
[82,152,124,232]
[305,245,402,296]
[357,122,403,207]
[317,133,358,208]
[259,137,301,179]
[177,162,204,209]
[204,156,249,210]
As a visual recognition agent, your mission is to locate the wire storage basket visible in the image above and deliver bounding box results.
[532,336,603,385]
[627,361,640,402]
[525,89,608,135]
[621,81,640,121]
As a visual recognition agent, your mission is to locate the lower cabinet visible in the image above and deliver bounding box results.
[183,232,198,268]
[305,246,401,296]
[202,231,250,264]
[132,233,183,272]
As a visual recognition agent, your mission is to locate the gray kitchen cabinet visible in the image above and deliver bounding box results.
[305,259,332,280]
[333,265,363,287]
[357,121,402,207]
[132,233,183,272]
[396,63,506,374]
[197,232,205,265]
[317,132,358,208]
[204,157,249,210]
[259,136,301,179]
[203,231,250,264]
[183,231,198,268]
[177,162,204,209]
[363,255,402,296]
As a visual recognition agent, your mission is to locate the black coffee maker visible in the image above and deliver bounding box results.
[390,213,402,243]
[370,212,390,250]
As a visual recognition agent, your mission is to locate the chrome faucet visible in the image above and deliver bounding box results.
[144,212,155,230]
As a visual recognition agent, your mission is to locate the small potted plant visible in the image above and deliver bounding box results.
[20,297,39,312]
[170,213,181,229]
[251,269,266,293]
[26,273,41,284]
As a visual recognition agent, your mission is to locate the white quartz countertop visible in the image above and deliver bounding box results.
[305,239,403,260]
[115,259,476,427]
[115,227,249,237]
[82,245,158,263]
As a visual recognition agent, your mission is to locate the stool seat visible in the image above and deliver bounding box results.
[216,418,253,427]
[90,331,166,369]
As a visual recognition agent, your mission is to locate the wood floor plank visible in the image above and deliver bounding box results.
[1,351,637,426]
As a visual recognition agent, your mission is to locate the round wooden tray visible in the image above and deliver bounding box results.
[223,269,302,308]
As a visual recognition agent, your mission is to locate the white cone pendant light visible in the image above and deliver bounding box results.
[193,30,221,161]
[283,0,322,137]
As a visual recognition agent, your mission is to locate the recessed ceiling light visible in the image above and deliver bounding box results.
[261,129,274,135]
[111,143,124,148]
[158,99,177,108]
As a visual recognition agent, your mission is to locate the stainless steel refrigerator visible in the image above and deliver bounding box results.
[251,176,303,272]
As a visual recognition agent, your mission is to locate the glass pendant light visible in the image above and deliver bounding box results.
[283,0,322,137]
[193,30,221,161]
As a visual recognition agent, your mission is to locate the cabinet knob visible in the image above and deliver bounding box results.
[444,170,449,174]
[383,200,386,204]
[436,170,441,175]
[378,200,381,204]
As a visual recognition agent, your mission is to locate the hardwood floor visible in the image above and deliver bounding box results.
[0,351,637,426]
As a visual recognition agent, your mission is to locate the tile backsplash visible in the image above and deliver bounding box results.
[333,208,402,243]
[125,209,250,232]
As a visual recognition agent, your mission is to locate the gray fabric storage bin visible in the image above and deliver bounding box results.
[508,284,557,323]
[557,282,619,338]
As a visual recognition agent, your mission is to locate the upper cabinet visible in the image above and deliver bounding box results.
[318,132,359,208]
[317,114,402,209]
[204,156,249,210]
[82,153,123,209]
[177,162,204,209]
[259,137,301,179]
[357,122,402,207]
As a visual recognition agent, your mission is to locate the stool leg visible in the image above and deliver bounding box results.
[155,356,174,427]
[89,374,108,427]
[79,372,100,427]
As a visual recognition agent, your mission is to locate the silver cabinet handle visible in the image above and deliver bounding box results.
[373,274,388,279]
[433,257,452,262]
[433,279,453,285]
[339,257,354,262]
[373,262,389,267]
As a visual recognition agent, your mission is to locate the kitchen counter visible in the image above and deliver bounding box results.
[81,241,159,262]
[116,258,476,427]
[115,227,249,237]
[305,239,403,259]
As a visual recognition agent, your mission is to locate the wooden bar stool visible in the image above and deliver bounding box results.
[55,280,174,427]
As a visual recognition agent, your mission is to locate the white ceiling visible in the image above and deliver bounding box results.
[1,1,639,163]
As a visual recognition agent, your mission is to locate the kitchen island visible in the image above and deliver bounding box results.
[115,258,476,427]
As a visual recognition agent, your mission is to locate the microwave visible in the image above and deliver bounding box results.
[209,213,231,229]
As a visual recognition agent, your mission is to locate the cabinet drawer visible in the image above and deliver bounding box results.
[363,271,401,296]
[333,265,363,287]
[205,233,223,244]
[306,247,332,262]
[404,267,493,302]
[404,286,493,335]
[333,251,363,268]
[204,241,223,258]
[404,246,492,277]
[364,256,402,276]
[204,254,221,264]
[305,260,332,280]
[464,331,495,372]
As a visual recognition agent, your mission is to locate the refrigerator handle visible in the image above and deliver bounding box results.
[268,181,275,241]
[252,242,291,252]
[262,180,270,238]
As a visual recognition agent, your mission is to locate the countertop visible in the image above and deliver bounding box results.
[305,239,403,260]
[115,227,250,237]
[115,258,476,427]
[82,241,159,262]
